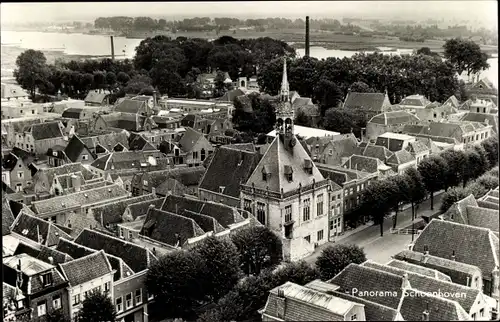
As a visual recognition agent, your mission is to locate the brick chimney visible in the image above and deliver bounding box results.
[305,16,310,57]
[71,174,81,192]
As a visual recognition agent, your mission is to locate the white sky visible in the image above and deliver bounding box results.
[1,1,497,26]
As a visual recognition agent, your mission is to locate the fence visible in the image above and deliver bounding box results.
[389,228,422,235]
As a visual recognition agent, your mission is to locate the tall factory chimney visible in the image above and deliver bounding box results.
[110,36,115,61]
[305,16,310,57]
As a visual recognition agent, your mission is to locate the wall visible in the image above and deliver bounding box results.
[114,271,149,322]
[185,136,213,166]
[68,273,114,320]
[416,106,451,123]
[8,158,32,192]
[198,188,240,208]
[34,137,67,156]
[29,286,70,322]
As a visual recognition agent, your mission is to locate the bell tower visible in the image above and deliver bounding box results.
[276,57,294,138]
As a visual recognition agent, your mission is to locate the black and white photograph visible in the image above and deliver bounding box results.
[1,1,499,321]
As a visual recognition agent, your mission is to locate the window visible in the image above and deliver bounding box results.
[18,171,24,179]
[329,149,333,155]
[304,235,311,243]
[42,273,53,286]
[82,154,89,161]
[349,188,354,195]
[317,229,324,241]
[52,295,61,310]
[356,185,360,192]
[20,109,23,114]
[472,313,476,320]
[201,149,206,161]
[316,194,324,217]
[344,190,348,196]
[244,199,252,212]
[32,110,35,114]
[193,151,198,159]
[143,180,148,186]
[350,314,357,321]
[257,202,266,225]
[37,301,47,317]
[16,183,23,192]
[480,308,485,317]
[104,282,111,293]
[128,231,133,239]
[303,198,311,221]
[330,220,334,230]
[115,297,123,313]
[135,288,142,305]
[125,292,133,309]
[285,205,292,222]
[119,228,124,238]
[262,172,268,181]
[433,113,437,118]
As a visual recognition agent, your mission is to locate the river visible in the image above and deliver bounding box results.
[1,30,497,88]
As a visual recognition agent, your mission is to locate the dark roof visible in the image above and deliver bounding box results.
[178,127,204,152]
[223,143,257,152]
[387,149,415,165]
[140,208,205,246]
[199,146,261,198]
[84,91,108,104]
[64,135,91,162]
[344,92,389,112]
[3,148,34,171]
[361,144,393,162]
[220,88,246,102]
[11,212,73,247]
[36,245,73,265]
[60,250,112,286]
[386,259,452,281]
[2,181,15,193]
[28,122,64,140]
[328,263,404,309]
[90,194,158,226]
[413,219,499,279]
[399,289,470,321]
[61,108,83,119]
[162,195,244,228]
[343,155,383,174]
[369,111,420,125]
[90,150,167,171]
[329,290,400,321]
[81,132,129,151]
[74,228,155,272]
[128,133,156,151]
[2,194,15,236]
[180,209,226,234]
[115,99,146,114]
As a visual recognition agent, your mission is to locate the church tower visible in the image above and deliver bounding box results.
[276,57,294,139]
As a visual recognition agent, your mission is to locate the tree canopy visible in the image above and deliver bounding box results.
[316,244,366,281]
[77,291,116,322]
[443,38,490,76]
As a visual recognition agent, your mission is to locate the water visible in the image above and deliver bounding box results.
[1,31,497,88]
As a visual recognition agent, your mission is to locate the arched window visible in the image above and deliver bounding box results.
[240,80,246,87]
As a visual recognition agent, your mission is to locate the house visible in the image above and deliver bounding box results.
[415,102,459,123]
[343,91,392,118]
[412,219,499,299]
[466,77,498,105]
[398,94,432,114]
[385,259,453,282]
[131,166,205,197]
[342,154,395,177]
[2,147,35,192]
[443,95,461,109]
[366,111,420,141]
[460,111,499,134]
[15,121,66,155]
[59,250,114,320]
[267,125,340,140]
[84,90,110,106]
[198,145,261,207]
[2,194,16,236]
[32,162,95,197]
[1,83,29,100]
[80,131,130,155]
[260,281,375,321]
[316,163,377,229]
[128,132,157,151]
[3,254,71,321]
[1,99,45,120]
[118,199,166,241]
[89,150,170,178]
[177,127,214,167]
[61,106,107,119]
[10,211,73,248]
[31,183,129,228]
[72,229,156,322]
[441,194,499,233]
[3,281,32,321]
[63,134,95,165]
[314,134,359,166]
[93,112,157,133]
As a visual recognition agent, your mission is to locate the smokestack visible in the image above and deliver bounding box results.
[110,36,115,61]
[305,16,310,57]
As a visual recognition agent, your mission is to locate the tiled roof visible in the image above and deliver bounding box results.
[54,171,86,190]
[369,111,420,125]
[28,121,64,140]
[36,245,73,265]
[34,163,94,189]
[31,183,128,215]
[405,140,429,155]
[343,155,382,174]
[90,194,158,226]
[64,135,91,162]
[125,198,165,221]
[344,92,389,112]
[361,144,394,162]
[465,205,498,232]
[262,281,356,320]
[461,112,498,133]
[11,212,72,247]
[3,148,34,171]
[180,209,226,234]
[162,195,244,228]
[443,95,460,109]
[74,228,155,272]
[199,146,261,198]
[140,208,205,246]
[413,219,499,279]
[90,150,167,171]
[442,194,478,224]
[328,290,400,321]
[60,250,112,286]
[394,250,481,287]
[362,261,480,313]
[328,263,404,309]
[84,91,108,104]
[386,259,451,282]
[81,132,129,151]
[2,194,15,236]
[387,149,415,165]
[399,94,431,107]
[115,99,146,114]
[132,167,205,192]
[220,88,246,102]
[245,135,325,194]
[316,163,373,185]
[178,127,204,152]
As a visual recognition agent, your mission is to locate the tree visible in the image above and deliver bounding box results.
[13,49,51,99]
[473,144,491,171]
[316,244,366,281]
[192,236,242,301]
[123,75,155,95]
[45,309,70,322]
[93,71,106,92]
[116,71,130,85]
[231,226,283,275]
[213,70,227,97]
[349,81,374,93]
[416,47,439,57]
[481,136,499,166]
[146,251,207,318]
[105,71,117,90]
[440,186,468,213]
[294,110,312,127]
[417,155,447,210]
[439,149,467,190]
[404,167,427,221]
[359,180,393,236]
[323,108,367,137]
[386,175,411,229]
[313,78,344,114]
[477,173,498,190]
[463,149,486,186]
[77,291,116,322]
[271,261,319,286]
[443,38,490,76]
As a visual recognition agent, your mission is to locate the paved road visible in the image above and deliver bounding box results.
[304,192,445,265]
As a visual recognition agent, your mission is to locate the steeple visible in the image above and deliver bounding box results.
[280,57,289,102]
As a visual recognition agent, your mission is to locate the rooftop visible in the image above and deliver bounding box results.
[4,253,55,276]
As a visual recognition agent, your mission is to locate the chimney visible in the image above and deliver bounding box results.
[422,310,429,321]
[48,256,54,265]
[305,16,310,57]
[110,36,115,61]
[276,288,286,319]
[402,272,410,288]
[71,174,81,192]
[492,266,499,298]
[451,250,456,261]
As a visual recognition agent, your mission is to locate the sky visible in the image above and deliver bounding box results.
[1,1,497,26]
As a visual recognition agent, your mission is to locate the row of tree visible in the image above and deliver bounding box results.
[440,165,499,213]
[350,136,499,236]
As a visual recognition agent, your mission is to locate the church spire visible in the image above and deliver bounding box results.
[280,57,289,102]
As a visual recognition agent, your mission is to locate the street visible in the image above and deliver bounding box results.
[304,192,445,265]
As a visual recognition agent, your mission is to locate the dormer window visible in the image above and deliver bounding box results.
[41,272,53,286]
[262,166,271,181]
[284,165,293,182]
[304,159,313,175]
